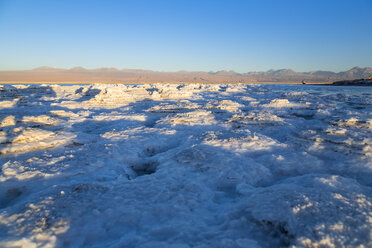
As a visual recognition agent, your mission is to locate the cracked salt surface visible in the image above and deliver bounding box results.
[0,83,371,247]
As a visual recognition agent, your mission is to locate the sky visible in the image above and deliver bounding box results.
[0,0,371,73]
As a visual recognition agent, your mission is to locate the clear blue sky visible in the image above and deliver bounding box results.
[0,0,371,72]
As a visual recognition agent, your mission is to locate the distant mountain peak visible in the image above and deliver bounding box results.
[1,66,371,82]
[95,67,120,72]
[32,66,61,71]
[69,66,87,71]
[214,70,239,76]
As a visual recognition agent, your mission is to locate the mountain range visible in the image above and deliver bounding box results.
[0,66,371,82]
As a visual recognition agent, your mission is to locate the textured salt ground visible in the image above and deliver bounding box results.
[0,83,371,248]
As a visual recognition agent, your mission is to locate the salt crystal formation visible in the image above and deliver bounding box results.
[0,83,371,247]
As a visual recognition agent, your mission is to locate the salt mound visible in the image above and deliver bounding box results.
[0,128,75,154]
[22,115,60,126]
[0,116,16,127]
[264,99,303,108]
[159,110,216,126]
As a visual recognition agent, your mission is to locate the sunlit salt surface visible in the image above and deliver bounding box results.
[0,83,371,247]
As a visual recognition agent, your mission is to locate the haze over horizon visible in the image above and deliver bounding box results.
[0,0,371,73]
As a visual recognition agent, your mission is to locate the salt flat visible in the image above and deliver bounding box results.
[0,83,371,247]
